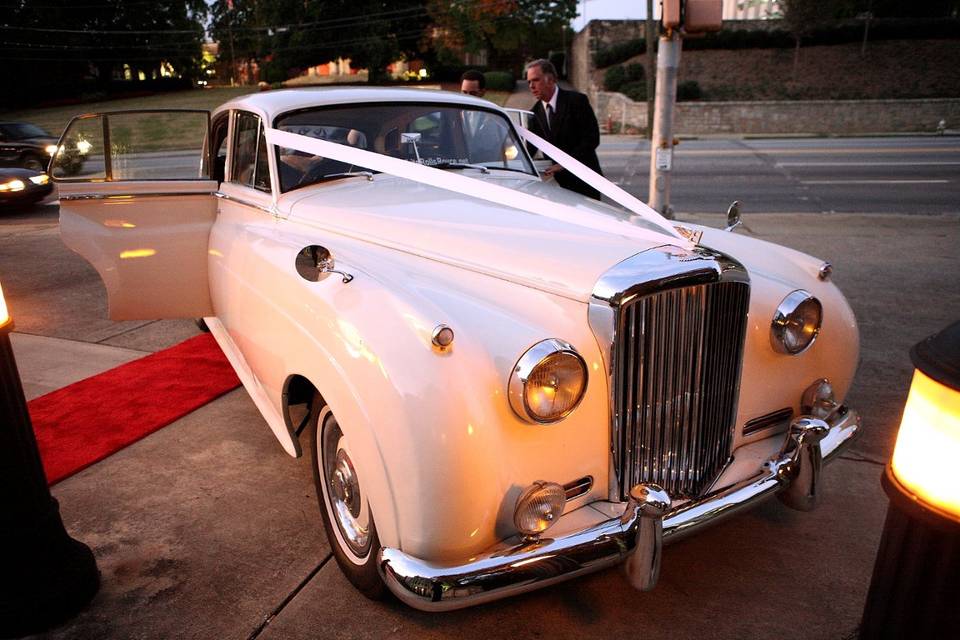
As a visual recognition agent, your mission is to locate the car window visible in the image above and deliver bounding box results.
[274,103,534,192]
[232,111,271,193]
[204,115,229,183]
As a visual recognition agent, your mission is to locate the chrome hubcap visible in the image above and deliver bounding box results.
[321,416,371,559]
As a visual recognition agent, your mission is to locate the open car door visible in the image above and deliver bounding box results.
[53,110,218,320]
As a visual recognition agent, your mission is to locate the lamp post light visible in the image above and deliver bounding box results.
[860,321,960,638]
[0,282,99,638]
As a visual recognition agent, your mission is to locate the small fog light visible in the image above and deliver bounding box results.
[514,481,566,538]
[801,378,838,419]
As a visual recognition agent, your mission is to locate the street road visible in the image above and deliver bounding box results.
[599,135,960,215]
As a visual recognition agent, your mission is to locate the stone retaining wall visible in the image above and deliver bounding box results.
[594,93,960,135]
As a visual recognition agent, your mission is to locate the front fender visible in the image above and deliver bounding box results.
[277,224,610,562]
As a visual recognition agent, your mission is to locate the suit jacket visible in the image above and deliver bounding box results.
[528,87,603,200]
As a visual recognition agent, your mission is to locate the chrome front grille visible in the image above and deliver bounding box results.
[612,280,750,500]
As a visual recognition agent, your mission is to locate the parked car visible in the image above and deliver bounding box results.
[0,121,87,175]
[52,89,861,611]
[0,167,53,208]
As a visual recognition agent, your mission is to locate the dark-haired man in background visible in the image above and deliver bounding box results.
[525,59,602,200]
[460,70,486,97]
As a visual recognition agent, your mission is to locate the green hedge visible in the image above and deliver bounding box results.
[484,70,516,91]
[604,63,645,91]
[594,18,960,68]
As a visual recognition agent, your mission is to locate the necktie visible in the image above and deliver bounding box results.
[546,104,553,131]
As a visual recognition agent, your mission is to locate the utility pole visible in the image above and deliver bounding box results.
[647,28,680,218]
[647,0,722,217]
[645,0,655,139]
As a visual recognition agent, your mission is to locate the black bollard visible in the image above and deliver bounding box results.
[0,293,99,638]
[860,321,960,639]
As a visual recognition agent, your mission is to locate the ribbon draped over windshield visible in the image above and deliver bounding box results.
[264,126,692,249]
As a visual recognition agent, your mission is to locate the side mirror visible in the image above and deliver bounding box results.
[295,245,353,284]
[724,201,742,232]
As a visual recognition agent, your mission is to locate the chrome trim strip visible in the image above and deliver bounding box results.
[587,245,750,501]
[59,190,215,201]
[214,190,274,215]
[379,407,860,611]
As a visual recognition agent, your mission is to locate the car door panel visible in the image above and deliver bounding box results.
[53,110,217,320]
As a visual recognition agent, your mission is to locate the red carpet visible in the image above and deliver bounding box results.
[28,332,241,485]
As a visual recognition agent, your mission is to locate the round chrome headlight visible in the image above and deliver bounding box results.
[771,290,822,355]
[509,339,587,424]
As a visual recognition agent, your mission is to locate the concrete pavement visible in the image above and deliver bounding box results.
[3,204,958,638]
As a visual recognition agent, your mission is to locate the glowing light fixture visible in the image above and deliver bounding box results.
[0,281,9,329]
[0,179,25,192]
[888,321,960,521]
[860,321,960,636]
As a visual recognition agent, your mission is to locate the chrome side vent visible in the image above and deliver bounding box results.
[613,280,750,500]
[743,408,794,437]
[562,476,593,501]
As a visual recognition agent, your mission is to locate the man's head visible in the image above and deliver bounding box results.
[460,70,486,97]
[525,59,557,103]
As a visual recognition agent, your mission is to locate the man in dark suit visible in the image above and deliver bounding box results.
[525,59,603,200]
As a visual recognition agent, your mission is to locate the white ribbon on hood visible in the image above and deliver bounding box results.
[265,127,691,249]
[516,126,682,240]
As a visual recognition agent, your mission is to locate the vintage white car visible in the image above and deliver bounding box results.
[51,88,860,611]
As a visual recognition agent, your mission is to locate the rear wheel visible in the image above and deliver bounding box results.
[309,396,385,599]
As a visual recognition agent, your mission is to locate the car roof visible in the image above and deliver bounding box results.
[214,87,507,122]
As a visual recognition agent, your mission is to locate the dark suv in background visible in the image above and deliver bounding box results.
[0,121,58,172]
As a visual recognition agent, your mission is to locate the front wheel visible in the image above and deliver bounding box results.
[21,154,46,172]
[309,397,385,599]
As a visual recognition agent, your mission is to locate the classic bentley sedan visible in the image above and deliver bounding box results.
[52,88,861,610]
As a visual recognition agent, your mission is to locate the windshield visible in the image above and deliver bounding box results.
[274,103,535,192]
[1,122,49,140]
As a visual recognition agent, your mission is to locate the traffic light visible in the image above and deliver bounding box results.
[685,0,723,33]
[660,0,722,33]
[662,0,681,30]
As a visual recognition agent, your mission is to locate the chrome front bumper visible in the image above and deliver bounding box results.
[379,408,861,611]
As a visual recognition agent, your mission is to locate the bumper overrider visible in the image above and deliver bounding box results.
[379,407,860,611]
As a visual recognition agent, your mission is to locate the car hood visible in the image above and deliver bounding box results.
[281,173,673,301]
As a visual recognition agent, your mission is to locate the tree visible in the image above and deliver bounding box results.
[778,0,854,74]
[2,0,206,106]
[209,0,431,84]
[427,0,577,71]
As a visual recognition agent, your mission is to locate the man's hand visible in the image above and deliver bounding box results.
[543,164,565,177]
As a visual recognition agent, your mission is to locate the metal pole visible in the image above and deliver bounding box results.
[0,316,99,636]
[645,0,656,139]
[647,31,681,218]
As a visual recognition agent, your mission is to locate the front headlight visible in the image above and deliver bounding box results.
[771,290,822,354]
[509,339,587,424]
[0,179,26,193]
[29,174,49,185]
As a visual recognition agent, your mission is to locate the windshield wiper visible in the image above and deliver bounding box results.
[314,170,376,183]
[431,162,489,174]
